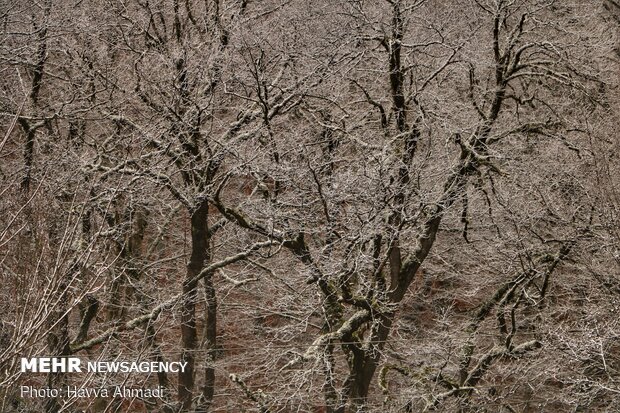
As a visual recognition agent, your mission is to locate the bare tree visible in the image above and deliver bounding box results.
[1,0,619,412]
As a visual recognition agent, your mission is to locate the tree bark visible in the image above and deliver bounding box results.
[179,200,210,410]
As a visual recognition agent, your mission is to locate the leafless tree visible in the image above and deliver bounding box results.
[1,0,619,412]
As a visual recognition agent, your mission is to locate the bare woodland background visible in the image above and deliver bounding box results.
[0,0,619,412]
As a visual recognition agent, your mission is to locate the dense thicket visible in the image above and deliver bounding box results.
[1,0,619,412]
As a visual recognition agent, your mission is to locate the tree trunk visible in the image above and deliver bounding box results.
[198,273,217,412]
[179,200,210,410]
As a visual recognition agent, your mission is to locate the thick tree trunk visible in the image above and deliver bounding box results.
[346,313,393,413]
[198,274,217,412]
[179,200,210,410]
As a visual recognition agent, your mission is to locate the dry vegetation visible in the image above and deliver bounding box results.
[1,0,619,412]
